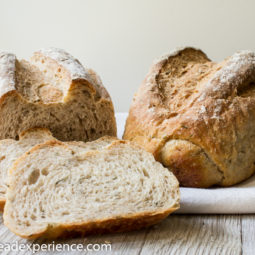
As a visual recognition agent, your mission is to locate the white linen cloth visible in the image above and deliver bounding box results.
[116,113,255,214]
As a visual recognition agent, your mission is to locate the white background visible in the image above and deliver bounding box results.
[0,0,255,112]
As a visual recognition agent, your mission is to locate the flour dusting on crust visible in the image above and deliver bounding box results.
[0,52,16,96]
[198,50,255,102]
[218,51,255,84]
[35,48,103,89]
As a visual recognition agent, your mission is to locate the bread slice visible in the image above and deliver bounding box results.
[3,139,180,239]
[0,128,54,211]
[0,48,116,142]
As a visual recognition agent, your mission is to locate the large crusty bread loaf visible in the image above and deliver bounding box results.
[0,48,116,141]
[124,47,255,188]
[3,138,179,239]
[0,128,54,211]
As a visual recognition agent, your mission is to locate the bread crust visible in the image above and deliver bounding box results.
[0,48,116,142]
[0,200,4,212]
[5,208,178,239]
[124,47,255,187]
[4,139,179,239]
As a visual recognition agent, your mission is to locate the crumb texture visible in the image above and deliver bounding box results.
[4,138,179,238]
[0,128,54,207]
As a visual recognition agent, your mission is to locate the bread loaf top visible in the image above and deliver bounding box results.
[0,48,116,141]
[35,48,90,80]
[0,48,111,102]
[124,47,255,187]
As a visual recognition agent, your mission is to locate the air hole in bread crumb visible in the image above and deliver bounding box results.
[0,155,6,161]
[28,169,40,185]
[142,169,149,177]
[237,82,255,97]
[41,168,49,176]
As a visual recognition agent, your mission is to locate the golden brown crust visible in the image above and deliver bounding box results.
[159,139,223,187]
[67,135,117,146]
[0,200,4,212]
[124,47,255,187]
[32,48,111,102]
[7,207,178,239]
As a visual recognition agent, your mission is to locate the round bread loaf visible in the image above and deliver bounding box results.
[124,47,255,188]
[0,48,116,142]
